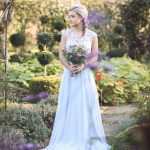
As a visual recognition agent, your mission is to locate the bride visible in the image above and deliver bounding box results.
[41,4,111,150]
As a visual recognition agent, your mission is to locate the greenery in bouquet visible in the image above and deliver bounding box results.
[63,45,88,65]
[63,45,88,76]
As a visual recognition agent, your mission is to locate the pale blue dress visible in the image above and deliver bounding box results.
[41,28,111,150]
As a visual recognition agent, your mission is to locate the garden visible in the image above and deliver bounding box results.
[0,0,150,149]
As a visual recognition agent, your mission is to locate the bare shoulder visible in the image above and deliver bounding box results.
[61,28,71,38]
[86,29,97,38]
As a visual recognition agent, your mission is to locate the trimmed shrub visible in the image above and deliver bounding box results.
[112,37,124,48]
[52,19,66,31]
[113,25,125,35]
[9,54,22,63]
[40,15,49,24]
[53,32,61,42]
[9,52,34,63]
[37,33,51,46]
[106,48,127,58]
[10,32,26,47]
[37,51,54,66]
[29,75,61,95]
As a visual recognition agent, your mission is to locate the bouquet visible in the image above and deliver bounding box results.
[63,45,88,76]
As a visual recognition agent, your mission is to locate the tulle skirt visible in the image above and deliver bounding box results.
[41,67,111,150]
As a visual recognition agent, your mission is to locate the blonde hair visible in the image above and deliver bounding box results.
[68,4,89,36]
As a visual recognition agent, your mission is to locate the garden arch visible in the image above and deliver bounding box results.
[0,0,13,110]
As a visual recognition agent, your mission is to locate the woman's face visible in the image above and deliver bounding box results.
[68,10,83,27]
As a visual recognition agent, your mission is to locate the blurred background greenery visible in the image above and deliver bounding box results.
[0,0,150,149]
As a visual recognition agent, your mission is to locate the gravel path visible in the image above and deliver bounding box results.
[101,104,137,144]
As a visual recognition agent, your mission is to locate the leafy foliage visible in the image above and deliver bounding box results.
[0,105,49,143]
[96,56,150,105]
[10,32,26,47]
[29,76,61,95]
[113,24,125,35]
[40,15,50,25]
[132,86,150,124]
[52,19,66,31]
[7,58,63,88]
[37,51,54,66]
[106,48,127,58]
[53,32,61,42]
[120,0,150,60]
[35,97,57,129]
[112,124,150,150]
[37,33,52,47]
[9,54,22,63]
[112,83,150,149]
[0,125,26,150]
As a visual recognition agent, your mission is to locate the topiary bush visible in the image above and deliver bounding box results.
[106,48,127,58]
[52,19,66,31]
[37,33,51,46]
[40,15,49,25]
[113,24,125,35]
[37,51,54,66]
[10,32,26,47]
[9,52,35,63]
[0,105,49,143]
[29,75,61,95]
[53,32,61,42]
[111,37,124,48]
[9,54,22,63]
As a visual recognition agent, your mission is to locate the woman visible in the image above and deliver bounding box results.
[41,4,111,150]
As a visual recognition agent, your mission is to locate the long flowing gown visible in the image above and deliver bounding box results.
[41,28,111,150]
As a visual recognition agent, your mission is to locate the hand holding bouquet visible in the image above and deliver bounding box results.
[63,45,88,76]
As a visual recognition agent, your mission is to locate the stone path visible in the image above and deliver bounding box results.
[100,104,137,144]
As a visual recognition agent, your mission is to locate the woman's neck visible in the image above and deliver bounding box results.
[71,23,83,33]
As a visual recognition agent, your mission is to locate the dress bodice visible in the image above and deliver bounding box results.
[62,28,97,53]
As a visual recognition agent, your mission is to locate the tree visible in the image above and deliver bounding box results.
[120,0,150,60]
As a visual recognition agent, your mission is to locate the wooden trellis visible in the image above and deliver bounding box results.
[0,0,13,110]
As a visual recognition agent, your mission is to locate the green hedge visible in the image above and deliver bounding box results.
[29,75,61,95]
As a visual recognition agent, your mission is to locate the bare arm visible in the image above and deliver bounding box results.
[85,34,98,66]
[73,34,99,73]
[59,31,78,73]
[59,32,70,70]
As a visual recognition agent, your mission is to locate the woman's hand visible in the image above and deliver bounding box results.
[68,64,79,73]
[71,64,85,74]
